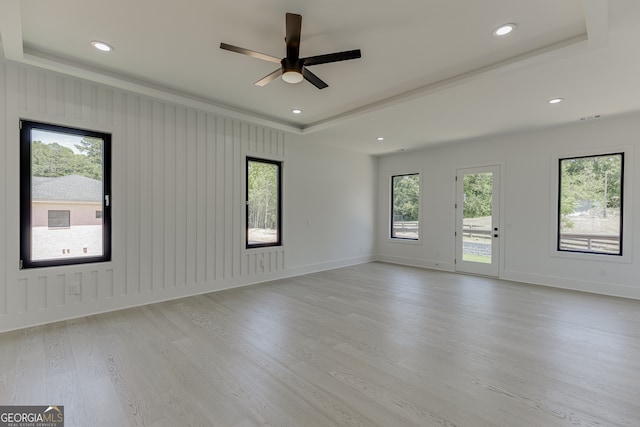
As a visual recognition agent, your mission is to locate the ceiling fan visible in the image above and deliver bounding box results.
[220,13,361,89]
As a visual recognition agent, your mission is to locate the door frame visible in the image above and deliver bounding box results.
[454,163,504,277]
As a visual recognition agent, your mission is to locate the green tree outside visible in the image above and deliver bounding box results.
[392,174,419,221]
[248,160,278,230]
[74,137,104,180]
[463,173,492,219]
[31,137,103,180]
[560,154,622,230]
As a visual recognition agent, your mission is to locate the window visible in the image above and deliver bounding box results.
[558,153,623,256]
[246,157,282,248]
[391,173,420,240]
[48,210,70,228]
[20,120,112,268]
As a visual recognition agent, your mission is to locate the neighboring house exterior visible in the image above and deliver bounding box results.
[31,175,103,228]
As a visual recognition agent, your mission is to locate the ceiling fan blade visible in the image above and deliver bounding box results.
[220,43,281,64]
[255,68,282,86]
[303,68,328,89]
[302,49,362,66]
[285,13,302,60]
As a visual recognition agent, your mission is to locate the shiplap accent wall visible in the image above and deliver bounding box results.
[1,61,290,331]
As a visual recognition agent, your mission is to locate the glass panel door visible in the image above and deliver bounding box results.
[456,166,500,276]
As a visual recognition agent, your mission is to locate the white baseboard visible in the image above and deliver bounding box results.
[375,255,640,301]
[375,254,455,272]
[4,256,637,333]
[284,254,376,277]
[501,270,640,300]
[0,255,376,333]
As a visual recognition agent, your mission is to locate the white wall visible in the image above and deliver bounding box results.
[0,60,376,332]
[377,113,640,299]
[285,140,377,271]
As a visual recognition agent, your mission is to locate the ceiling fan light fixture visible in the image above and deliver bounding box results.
[493,23,517,37]
[282,70,304,84]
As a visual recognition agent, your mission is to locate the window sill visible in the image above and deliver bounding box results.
[387,238,422,246]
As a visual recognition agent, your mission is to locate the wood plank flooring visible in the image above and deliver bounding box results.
[1,262,639,426]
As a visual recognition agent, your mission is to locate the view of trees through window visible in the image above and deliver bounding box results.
[558,153,623,255]
[391,174,419,239]
[461,172,494,264]
[20,121,111,268]
[31,136,104,179]
[247,158,281,247]
[462,173,493,219]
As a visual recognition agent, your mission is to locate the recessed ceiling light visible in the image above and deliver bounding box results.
[493,23,517,37]
[548,97,564,104]
[377,137,385,141]
[292,109,302,114]
[91,41,113,52]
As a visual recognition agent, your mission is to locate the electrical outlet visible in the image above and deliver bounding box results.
[68,283,81,295]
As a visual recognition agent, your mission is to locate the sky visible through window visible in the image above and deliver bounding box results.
[32,129,86,154]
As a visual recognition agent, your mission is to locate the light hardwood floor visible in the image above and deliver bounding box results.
[1,262,639,426]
